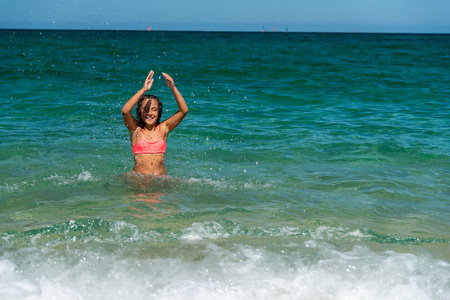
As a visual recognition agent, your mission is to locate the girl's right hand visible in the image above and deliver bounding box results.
[143,70,154,92]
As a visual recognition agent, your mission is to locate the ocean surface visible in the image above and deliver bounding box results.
[1,30,449,299]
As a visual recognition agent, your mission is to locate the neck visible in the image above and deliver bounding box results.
[144,124,157,131]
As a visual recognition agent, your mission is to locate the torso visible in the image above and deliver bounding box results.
[131,125,167,176]
[133,153,166,175]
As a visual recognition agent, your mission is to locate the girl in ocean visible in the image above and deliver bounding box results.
[122,70,188,176]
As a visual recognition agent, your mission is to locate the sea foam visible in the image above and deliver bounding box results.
[0,240,448,300]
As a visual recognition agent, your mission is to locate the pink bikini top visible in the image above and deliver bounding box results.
[132,126,166,155]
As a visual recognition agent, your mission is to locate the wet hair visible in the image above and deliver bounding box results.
[135,95,163,128]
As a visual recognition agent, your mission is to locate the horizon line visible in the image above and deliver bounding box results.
[1,28,449,35]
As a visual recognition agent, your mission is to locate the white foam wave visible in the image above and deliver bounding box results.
[77,171,95,182]
[1,242,448,300]
[186,177,273,190]
[180,222,230,241]
[186,177,228,189]
[311,226,373,240]
[178,222,372,242]
[243,181,272,189]
[1,171,97,194]
[0,183,22,193]
[43,171,98,186]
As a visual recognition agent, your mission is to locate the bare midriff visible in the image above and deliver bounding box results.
[133,153,166,175]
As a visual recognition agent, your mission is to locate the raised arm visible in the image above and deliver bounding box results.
[122,70,154,132]
[161,72,189,133]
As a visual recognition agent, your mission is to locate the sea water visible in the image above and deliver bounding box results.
[0,30,449,299]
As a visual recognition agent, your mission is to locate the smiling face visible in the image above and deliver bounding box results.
[136,95,163,128]
[141,99,159,126]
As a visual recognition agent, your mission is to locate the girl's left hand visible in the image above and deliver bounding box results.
[162,73,175,89]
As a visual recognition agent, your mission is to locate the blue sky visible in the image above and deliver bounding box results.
[1,0,450,33]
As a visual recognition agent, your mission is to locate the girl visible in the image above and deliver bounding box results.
[122,71,188,176]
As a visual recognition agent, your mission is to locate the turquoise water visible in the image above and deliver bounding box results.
[1,30,449,299]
